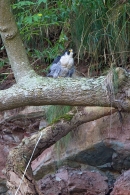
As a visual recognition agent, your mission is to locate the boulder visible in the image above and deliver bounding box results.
[111,170,130,195]
[32,112,130,178]
[37,167,109,195]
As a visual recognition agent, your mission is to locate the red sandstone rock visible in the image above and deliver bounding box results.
[33,112,130,177]
[111,170,130,195]
[0,107,130,194]
[0,106,45,178]
[37,167,109,195]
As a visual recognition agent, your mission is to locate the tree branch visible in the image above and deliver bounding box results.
[0,68,130,112]
[0,0,36,83]
[6,106,116,195]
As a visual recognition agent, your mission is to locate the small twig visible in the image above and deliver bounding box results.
[31,58,41,66]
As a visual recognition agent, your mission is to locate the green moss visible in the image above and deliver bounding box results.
[46,105,72,124]
[50,112,74,125]
[16,163,26,173]
[62,113,73,121]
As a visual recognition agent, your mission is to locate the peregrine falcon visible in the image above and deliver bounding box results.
[47,49,74,78]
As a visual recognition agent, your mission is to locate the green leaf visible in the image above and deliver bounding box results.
[38,0,47,5]
[33,15,40,22]
[14,1,34,7]
[25,16,33,24]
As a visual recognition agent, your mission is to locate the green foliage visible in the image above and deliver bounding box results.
[0,58,9,83]
[0,46,6,68]
[46,105,72,124]
[12,0,71,63]
[71,0,130,68]
[11,0,130,70]
[46,107,73,158]
[0,60,4,68]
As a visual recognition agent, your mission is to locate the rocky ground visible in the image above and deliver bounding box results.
[0,104,130,194]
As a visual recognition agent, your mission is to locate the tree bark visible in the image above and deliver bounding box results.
[6,106,116,195]
[0,67,129,111]
[0,0,130,194]
[0,0,36,83]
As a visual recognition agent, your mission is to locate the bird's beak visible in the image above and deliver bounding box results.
[69,49,73,52]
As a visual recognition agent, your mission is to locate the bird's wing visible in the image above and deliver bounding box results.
[66,66,75,77]
[52,55,61,64]
[47,62,61,78]
[58,66,69,77]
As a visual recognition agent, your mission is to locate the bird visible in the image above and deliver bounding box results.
[47,49,74,78]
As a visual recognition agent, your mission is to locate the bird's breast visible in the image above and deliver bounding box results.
[60,56,74,69]
[67,58,74,68]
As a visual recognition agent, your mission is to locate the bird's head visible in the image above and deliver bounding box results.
[62,49,74,57]
[67,49,73,57]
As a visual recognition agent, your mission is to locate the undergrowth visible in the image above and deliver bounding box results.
[46,105,72,124]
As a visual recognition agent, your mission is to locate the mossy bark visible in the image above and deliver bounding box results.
[0,68,130,111]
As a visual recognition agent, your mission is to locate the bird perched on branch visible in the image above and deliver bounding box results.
[47,49,74,78]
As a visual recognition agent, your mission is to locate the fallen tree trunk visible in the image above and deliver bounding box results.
[0,67,129,112]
